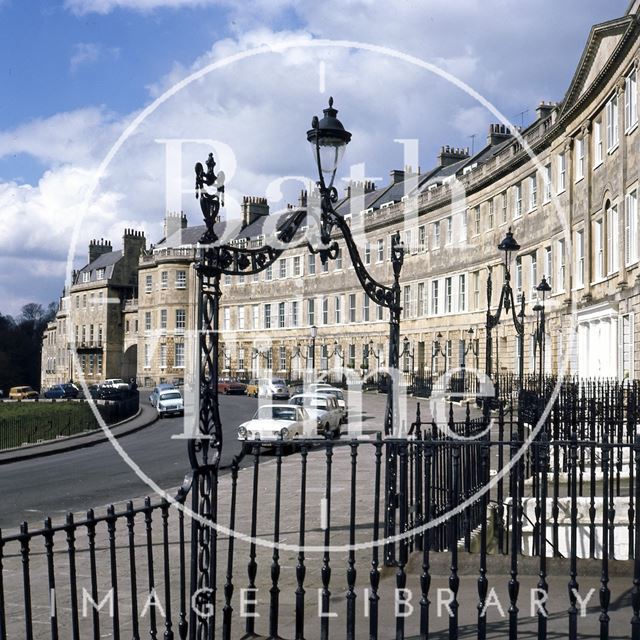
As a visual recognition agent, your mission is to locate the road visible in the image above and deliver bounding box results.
[0,390,433,531]
[0,394,258,530]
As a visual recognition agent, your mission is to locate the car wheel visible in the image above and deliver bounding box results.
[334,423,341,439]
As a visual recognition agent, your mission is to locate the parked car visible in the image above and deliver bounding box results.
[9,386,39,400]
[245,378,290,400]
[237,404,314,444]
[307,382,333,392]
[102,378,130,391]
[217,378,247,395]
[289,393,342,437]
[44,384,79,399]
[312,387,348,421]
[156,388,184,418]
[149,383,176,407]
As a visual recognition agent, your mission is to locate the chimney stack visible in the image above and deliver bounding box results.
[164,211,188,243]
[88,238,112,265]
[122,229,146,261]
[389,169,405,184]
[486,124,512,147]
[241,196,269,229]
[535,101,556,121]
[437,146,470,167]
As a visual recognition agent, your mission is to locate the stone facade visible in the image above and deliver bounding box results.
[41,4,640,389]
[41,231,145,389]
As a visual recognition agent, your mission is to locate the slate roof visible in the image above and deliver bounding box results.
[75,250,123,284]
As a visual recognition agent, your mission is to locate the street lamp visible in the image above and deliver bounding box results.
[462,327,479,367]
[533,276,551,392]
[399,336,415,373]
[368,339,382,365]
[328,340,344,366]
[431,331,447,375]
[307,97,404,435]
[485,227,526,393]
[310,324,318,374]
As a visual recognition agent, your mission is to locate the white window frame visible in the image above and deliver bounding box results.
[543,164,551,202]
[594,119,603,166]
[625,189,638,266]
[557,152,566,193]
[514,183,522,218]
[556,239,565,293]
[607,204,619,275]
[175,343,185,368]
[575,138,584,181]
[575,229,584,289]
[458,274,466,312]
[625,68,638,132]
[594,220,604,281]
[528,175,537,211]
[606,93,619,152]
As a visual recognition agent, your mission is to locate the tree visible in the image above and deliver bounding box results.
[0,302,57,393]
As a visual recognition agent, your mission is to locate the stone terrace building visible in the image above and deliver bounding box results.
[41,231,145,389]
[203,6,640,384]
[41,3,640,388]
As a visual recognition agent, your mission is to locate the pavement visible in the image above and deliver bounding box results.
[0,392,159,465]
[1,391,635,639]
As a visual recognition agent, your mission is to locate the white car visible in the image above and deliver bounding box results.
[156,389,184,418]
[289,393,342,437]
[307,382,333,392]
[102,378,130,391]
[312,387,348,422]
[237,404,314,444]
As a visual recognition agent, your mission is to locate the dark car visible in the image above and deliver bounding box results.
[217,378,247,395]
[43,385,65,399]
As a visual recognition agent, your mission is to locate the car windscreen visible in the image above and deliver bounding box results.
[160,392,182,400]
[257,407,296,421]
[317,389,344,400]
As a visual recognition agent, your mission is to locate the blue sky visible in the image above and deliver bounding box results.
[0,0,630,315]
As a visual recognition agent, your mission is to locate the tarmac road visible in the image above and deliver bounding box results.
[0,394,258,530]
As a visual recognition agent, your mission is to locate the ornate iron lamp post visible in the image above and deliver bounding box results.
[459,327,479,393]
[310,324,318,374]
[399,336,415,373]
[190,153,307,637]
[307,97,404,435]
[289,344,308,381]
[368,339,382,365]
[431,331,447,375]
[328,339,344,366]
[532,276,551,393]
[462,327,479,368]
[485,227,526,399]
[187,98,406,612]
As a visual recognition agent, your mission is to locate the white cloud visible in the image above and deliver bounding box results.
[3,0,630,312]
[0,107,120,167]
[70,43,120,72]
[64,0,217,14]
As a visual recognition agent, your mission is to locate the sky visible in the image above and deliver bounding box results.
[0,0,630,316]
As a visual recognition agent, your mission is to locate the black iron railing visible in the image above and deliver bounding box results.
[3,381,640,639]
[0,393,140,451]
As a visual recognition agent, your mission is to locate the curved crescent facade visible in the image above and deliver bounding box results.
[42,3,640,389]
